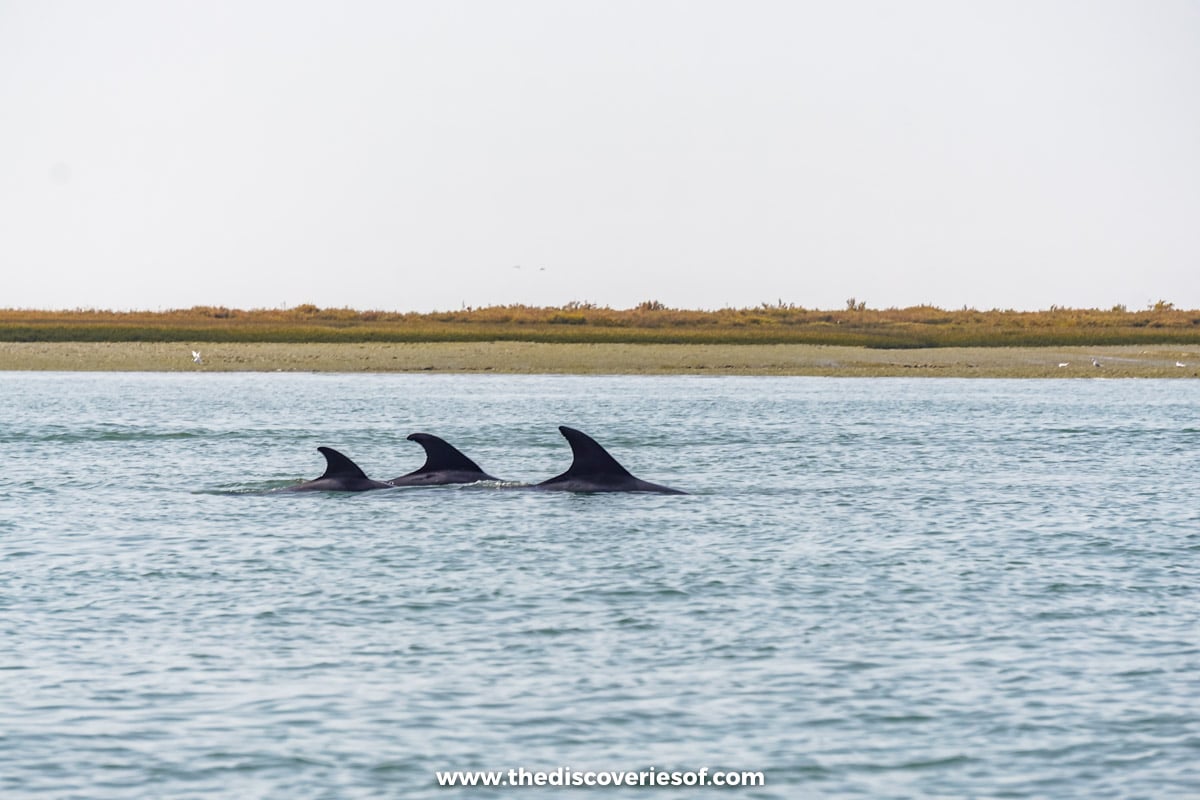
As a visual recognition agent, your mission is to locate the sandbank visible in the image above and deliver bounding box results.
[2,341,1198,377]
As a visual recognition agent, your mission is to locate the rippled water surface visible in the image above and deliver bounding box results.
[2,373,1198,798]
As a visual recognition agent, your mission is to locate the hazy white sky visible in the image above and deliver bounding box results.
[2,0,1198,312]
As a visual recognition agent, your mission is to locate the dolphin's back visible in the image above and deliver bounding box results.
[278,446,393,492]
[388,433,499,485]
[537,426,685,494]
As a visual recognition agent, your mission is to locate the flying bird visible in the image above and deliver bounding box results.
[192,351,203,365]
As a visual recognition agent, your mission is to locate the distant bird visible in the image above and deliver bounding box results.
[1058,362,1070,368]
[1091,358,1101,368]
[1177,361,1187,368]
[192,350,203,365]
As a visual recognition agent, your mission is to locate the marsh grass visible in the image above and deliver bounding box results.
[1,303,1198,348]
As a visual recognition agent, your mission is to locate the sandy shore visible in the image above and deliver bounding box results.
[2,341,1198,377]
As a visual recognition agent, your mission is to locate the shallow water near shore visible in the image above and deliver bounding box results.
[2,372,1198,798]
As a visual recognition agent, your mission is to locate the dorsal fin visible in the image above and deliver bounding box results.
[317,446,370,480]
[556,425,633,478]
[407,433,486,473]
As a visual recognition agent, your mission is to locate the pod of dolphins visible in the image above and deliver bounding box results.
[277,425,686,495]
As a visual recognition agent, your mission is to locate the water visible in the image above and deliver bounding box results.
[1,373,1197,799]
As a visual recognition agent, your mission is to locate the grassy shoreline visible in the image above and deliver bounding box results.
[2,341,1197,377]
[3,304,1200,349]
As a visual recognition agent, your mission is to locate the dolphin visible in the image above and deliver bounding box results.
[388,432,500,486]
[535,426,687,494]
[278,446,394,492]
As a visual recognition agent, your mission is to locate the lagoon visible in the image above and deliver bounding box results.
[1,373,1197,798]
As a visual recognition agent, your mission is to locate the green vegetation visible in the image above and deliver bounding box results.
[1,302,1198,348]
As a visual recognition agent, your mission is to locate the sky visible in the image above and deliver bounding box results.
[2,0,1198,313]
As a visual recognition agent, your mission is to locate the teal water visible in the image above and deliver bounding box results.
[1,373,1197,799]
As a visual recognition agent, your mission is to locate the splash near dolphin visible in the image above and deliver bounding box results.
[388,433,500,486]
[535,426,687,494]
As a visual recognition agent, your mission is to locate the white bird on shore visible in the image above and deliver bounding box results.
[1058,362,1070,368]
[1091,358,1101,368]
[192,350,203,365]
[1177,361,1187,368]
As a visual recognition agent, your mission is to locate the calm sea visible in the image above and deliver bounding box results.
[1,373,1197,799]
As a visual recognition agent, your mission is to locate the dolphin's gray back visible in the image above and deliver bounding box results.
[388,433,499,485]
[537,426,686,494]
[279,446,393,492]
